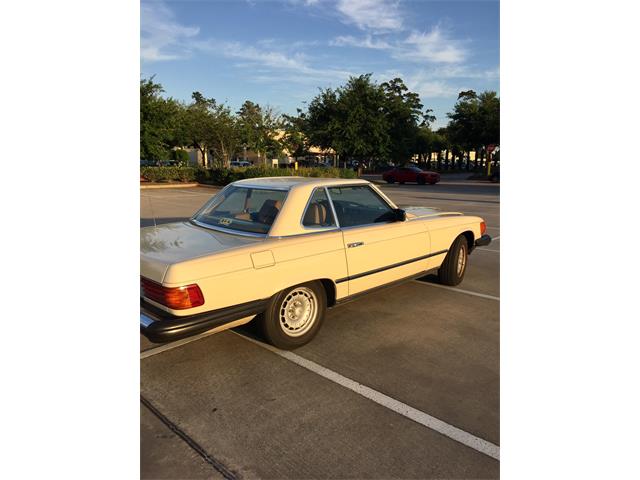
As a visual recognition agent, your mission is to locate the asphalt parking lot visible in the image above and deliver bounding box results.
[140,176,500,479]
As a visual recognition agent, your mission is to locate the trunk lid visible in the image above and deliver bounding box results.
[140,221,263,283]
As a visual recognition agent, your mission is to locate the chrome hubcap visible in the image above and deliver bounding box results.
[279,287,317,337]
[457,245,467,275]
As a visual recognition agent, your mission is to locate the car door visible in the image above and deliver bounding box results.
[404,168,418,183]
[327,185,430,296]
[400,167,418,183]
[396,168,409,183]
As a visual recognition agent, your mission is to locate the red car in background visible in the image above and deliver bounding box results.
[382,166,441,185]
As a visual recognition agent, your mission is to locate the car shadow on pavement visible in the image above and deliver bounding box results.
[415,273,439,284]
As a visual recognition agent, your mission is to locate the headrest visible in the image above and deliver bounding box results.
[304,202,328,226]
[257,199,282,224]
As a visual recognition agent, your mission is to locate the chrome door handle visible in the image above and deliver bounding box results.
[347,241,364,248]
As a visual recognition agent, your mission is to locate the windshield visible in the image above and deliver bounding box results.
[193,186,287,235]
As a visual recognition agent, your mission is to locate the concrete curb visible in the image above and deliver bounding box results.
[140,183,224,190]
[140,183,200,189]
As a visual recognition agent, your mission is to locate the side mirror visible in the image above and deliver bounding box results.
[394,208,407,222]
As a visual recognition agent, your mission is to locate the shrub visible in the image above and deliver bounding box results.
[141,165,357,185]
[171,149,190,166]
[140,166,198,183]
[195,166,357,186]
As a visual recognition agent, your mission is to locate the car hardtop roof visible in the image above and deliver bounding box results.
[231,176,370,190]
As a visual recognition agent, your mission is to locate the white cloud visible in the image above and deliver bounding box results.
[412,80,460,98]
[287,0,321,5]
[140,1,199,62]
[430,65,500,80]
[335,0,403,32]
[219,42,310,71]
[405,71,463,99]
[395,26,467,64]
[329,26,468,65]
[195,39,354,85]
[140,1,351,85]
[330,35,392,50]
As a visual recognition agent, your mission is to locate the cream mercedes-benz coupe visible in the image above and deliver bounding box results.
[140,177,491,349]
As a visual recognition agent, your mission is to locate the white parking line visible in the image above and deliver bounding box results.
[413,281,500,301]
[234,331,500,461]
[477,248,500,253]
[140,329,222,359]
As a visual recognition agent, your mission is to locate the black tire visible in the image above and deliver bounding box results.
[417,177,426,185]
[437,235,469,286]
[386,177,395,184]
[260,281,327,349]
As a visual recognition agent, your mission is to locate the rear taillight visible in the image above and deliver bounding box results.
[480,221,487,235]
[141,277,204,310]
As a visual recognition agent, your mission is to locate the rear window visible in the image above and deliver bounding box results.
[193,186,287,235]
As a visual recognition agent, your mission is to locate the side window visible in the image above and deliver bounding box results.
[328,186,395,228]
[302,188,336,228]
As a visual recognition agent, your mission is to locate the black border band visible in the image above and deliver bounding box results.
[335,249,448,284]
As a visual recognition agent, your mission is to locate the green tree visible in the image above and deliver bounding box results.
[140,78,181,161]
[304,75,435,167]
[305,88,341,153]
[237,101,283,165]
[381,77,424,163]
[305,74,390,165]
[210,104,241,167]
[477,91,500,148]
[447,90,500,173]
[281,110,309,159]
[415,127,435,167]
[335,74,390,162]
[178,92,218,167]
[177,92,242,168]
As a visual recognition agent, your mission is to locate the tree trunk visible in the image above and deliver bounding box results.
[426,151,432,170]
[198,146,207,168]
[466,151,471,171]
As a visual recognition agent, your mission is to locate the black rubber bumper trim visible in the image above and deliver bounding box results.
[335,249,448,284]
[475,234,492,247]
[140,298,268,343]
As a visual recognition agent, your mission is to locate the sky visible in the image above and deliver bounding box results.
[141,0,499,129]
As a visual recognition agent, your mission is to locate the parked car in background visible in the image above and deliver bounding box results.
[230,160,251,168]
[141,159,180,167]
[140,177,490,349]
[377,163,396,173]
[382,166,441,185]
